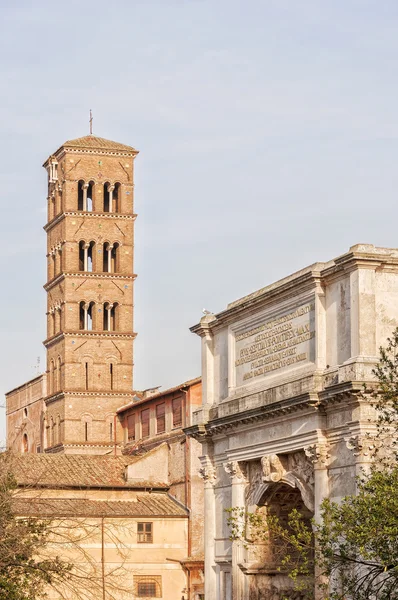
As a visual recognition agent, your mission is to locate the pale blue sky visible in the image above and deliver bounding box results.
[1,0,398,441]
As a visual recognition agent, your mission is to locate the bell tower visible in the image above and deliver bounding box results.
[43,135,138,454]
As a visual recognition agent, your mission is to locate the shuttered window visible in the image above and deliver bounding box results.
[172,397,182,428]
[127,414,135,441]
[156,403,165,434]
[137,522,153,543]
[141,408,150,438]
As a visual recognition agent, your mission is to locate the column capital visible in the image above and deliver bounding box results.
[224,460,247,482]
[304,443,330,469]
[346,435,376,458]
[199,465,217,485]
[81,182,89,190]
[199,456,217,485]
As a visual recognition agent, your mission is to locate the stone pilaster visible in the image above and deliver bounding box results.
[199,457,217,600]
[304,443,329,600]
[224,461,247,600]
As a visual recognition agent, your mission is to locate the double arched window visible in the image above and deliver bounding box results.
[77,180,122,213]
[103,302,118,331]
[79,301,95,330]
[79,240,95,272]
[78,180,95,211]
[103,182,121,213]
[103,242,120,273]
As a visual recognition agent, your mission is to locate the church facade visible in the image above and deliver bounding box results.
[187,244,398,600]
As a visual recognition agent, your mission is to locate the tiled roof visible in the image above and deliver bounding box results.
[10,454,166,489]
[61,135,137,153]
[13,494,187,518]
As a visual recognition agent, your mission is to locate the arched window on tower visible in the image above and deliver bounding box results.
[113,183,121,213]
[50,417,55,446]
[56,415,61,444]
[78,180,85,210]
[51,251,56,279]
[102,242,119,273]
[50,359,55,394]
[103,302,118,331]
[79,241,95,272]
[57,356,62,391]
[86,181,94,212]
[79,301,95,330]
[22,433,28,453]
[103,182,111,212]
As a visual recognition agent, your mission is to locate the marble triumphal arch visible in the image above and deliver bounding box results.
[186,244,398,600]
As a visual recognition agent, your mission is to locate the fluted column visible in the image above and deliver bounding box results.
[199,458,217,600]
[224,461,247,600]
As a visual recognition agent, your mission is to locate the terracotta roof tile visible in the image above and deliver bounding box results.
[10,454,166,489]
[62,135,137,153]
[13,494,187,518]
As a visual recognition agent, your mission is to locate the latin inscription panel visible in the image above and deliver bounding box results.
[234,301,315,387]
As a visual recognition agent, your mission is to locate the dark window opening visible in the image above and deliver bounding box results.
[78,180,84,210]
[113,183,120,213]
[141,408,150,438]
[137,522,153,543]
[84,421,88,442]
[85,362,89,390]
[127,414,135,441]
[156,403,165,434]
[172,397,182,428]
[22,433,28,453]
[86,181,94,212]
[110,363,114,390]
[103,182,111,212]
[109,422,113,442]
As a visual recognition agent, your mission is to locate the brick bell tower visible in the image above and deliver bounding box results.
[43,134,138,454]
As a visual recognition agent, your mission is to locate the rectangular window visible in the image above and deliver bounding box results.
[141,408,150,438]
[127,414,135,441]
[109,422,113,442]
[172,397,182,428]
[137,522,153,543]
[156,403,165,434]
[134,575,161,598]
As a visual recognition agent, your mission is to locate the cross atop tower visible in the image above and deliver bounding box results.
[89,110,93,135]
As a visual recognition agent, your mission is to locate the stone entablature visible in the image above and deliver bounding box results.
[187,244,398,600]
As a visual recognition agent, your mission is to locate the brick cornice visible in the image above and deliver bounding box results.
[44,271,137,292]
[43,330,137,348]
[44,211,137,232]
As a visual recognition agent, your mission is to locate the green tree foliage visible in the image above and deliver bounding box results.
[227,328,398,599]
